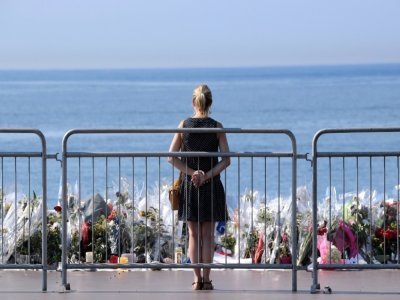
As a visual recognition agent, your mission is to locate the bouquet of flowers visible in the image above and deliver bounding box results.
[372,200,399,263]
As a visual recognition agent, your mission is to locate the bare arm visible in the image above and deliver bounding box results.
[167,120,196,176]
[169,120,230,187]
[204,121,231,180]
[194,122,231,186]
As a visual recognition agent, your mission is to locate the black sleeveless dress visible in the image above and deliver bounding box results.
[178,117,228,222]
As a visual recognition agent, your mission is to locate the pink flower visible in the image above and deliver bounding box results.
[332,221,358,258]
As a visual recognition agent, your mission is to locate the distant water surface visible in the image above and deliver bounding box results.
[1,64,400,205]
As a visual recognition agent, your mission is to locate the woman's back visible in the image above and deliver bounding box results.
[182,117,219,172]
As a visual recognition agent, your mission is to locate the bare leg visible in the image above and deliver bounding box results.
[187,221,202,285]
[201,221,215,284]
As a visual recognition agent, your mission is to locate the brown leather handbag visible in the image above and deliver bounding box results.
[168,174,182,210]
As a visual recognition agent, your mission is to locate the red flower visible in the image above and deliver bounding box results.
[384,229,397,240]
[375,228,384,239]
[81,222,91,246]
[317,227,327,236]
[376,227,398,240]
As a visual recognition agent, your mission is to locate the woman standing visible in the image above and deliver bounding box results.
[168,84,230,290]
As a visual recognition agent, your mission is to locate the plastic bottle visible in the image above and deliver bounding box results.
[175,246,183,264]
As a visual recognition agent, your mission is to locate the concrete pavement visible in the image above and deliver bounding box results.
[1,268,400,300]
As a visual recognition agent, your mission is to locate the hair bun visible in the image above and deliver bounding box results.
[193,85,213,114]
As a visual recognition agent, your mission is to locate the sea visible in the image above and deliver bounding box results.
[1,64,400,207]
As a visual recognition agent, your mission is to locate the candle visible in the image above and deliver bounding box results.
[175,247,182,264]
[121,253,135,263]
[119,257,129,264]
[85,252,93,263]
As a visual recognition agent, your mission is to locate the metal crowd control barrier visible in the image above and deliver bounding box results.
[61,128,297,291]
[0,129,47,291]
[311,128,400,293]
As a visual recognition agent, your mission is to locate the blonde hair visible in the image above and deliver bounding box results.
[192,84,212,114]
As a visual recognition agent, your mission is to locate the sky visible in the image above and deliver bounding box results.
[0,0,399,69]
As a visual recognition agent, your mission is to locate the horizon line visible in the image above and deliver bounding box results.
[0,62,399,72]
